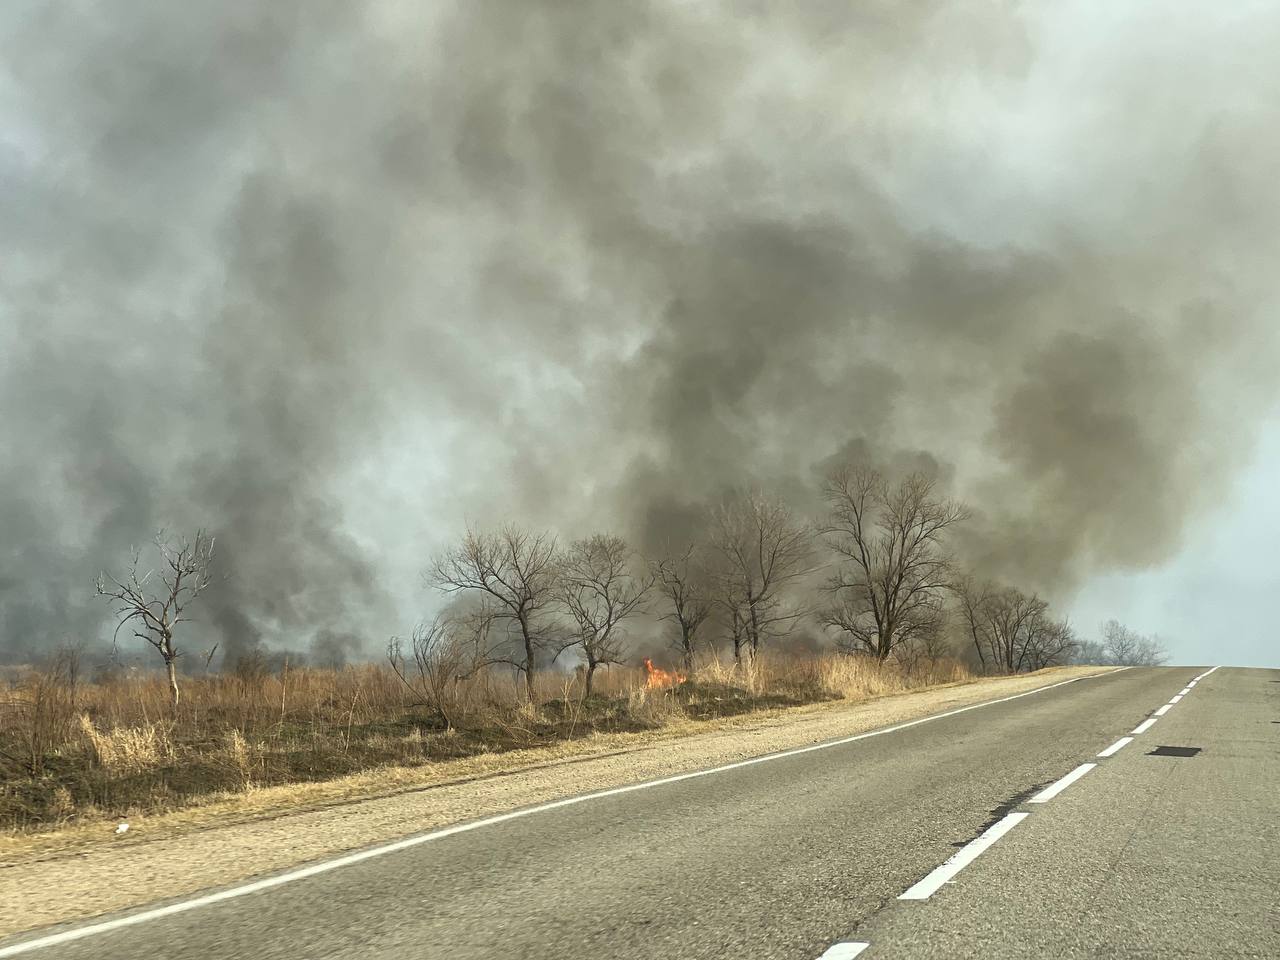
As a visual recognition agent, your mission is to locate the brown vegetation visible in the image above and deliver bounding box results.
[0,649,968,835]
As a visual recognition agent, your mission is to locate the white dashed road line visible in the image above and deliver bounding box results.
[1029,762,1096,803]
[891,665,1217,928]
[1097,736,1133,758]
[898,812,1030,900]
[816,942,870,959]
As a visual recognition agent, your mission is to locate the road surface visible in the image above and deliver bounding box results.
[2,666,1276,959]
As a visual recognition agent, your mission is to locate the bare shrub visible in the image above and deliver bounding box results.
[387,614,484,729]
[5,653,81,778]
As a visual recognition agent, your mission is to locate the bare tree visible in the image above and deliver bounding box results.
[652,543,715,671]
[428,525,559,702]
[1072,639,1108,665]
[556,534,652,697]
[982,587,1048,673]
[1099,620,1168,666]
[721,585,751,667]
[1024,616,1078,670]
[95,529,216,708]
[821,468,967,662]
[954,576,994,671]
[708,492,812,664]
[960,585,1076,673]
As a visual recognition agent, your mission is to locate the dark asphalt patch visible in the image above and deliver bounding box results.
[1147,745,1202,757]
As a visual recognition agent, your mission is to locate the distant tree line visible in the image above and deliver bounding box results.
[95,464,1169,707]
[1072,619,1169,667]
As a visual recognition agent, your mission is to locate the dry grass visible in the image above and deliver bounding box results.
[0,650,973,834]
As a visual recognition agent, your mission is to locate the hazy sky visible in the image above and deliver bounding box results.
[1074,418,1280,668]
[2,1,1278,668]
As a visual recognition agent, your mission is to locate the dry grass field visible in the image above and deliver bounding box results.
[0,651,969,834]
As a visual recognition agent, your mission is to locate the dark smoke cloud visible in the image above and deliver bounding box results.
[2,2,1278,663]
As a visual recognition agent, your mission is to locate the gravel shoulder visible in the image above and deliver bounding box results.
[0,666,1116,939]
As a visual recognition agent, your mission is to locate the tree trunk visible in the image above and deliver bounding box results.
[877,622,893,662]
[519,616,536,703]
[680,626,694,672]
[971,631,987,671]
[523,651,536,701]
[165,658,180,708]
[584,661,597,698]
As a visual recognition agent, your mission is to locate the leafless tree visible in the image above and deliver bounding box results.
[556,534,653,697]
[721,585,751,666]
[820,468,967,661]
[708,492,813,664]
[428,525,559,702]
[959,584,1076,673]
[954,576,994,671]
[982,588,1047,673]
[387,613,491,729]
[95,530,215,708]
[891,618,954,675]
[1072,639,1108,665]
[1024,616,1078,670]
[1099,619,1168,666]
[651,543,715,672]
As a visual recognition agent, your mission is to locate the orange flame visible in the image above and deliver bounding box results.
[643,658,686,689]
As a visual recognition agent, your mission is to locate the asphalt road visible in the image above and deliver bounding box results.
[4,666,1276,959]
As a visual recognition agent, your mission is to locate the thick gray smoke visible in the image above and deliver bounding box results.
[2,2,1278,664]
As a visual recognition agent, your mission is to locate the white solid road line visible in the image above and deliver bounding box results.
[1154,704,1173,716]
[1029,762,1097,803]
[0,672,1122,958]
[899,812,1030,900]
[1097,736,1134,758]
[1132,718,1158,734]
[816,942,870,959]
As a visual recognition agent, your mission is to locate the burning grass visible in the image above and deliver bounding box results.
[0,652,971,834]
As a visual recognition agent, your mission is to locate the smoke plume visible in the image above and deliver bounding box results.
[2,2,1278,663]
